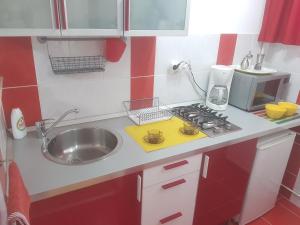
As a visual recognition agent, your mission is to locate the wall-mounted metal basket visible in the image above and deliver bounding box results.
[49,55,106,74]
[123,98,173,125]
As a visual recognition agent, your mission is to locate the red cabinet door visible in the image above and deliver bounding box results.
[193,139,257,225]
[30,173,141,225]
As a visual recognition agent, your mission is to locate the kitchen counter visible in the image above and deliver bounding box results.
[10,105,300,201]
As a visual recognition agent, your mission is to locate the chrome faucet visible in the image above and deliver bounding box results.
[36,108,80,138]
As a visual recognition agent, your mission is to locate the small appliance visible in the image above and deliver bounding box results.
[229,71,290,111]
[206,65,234,111]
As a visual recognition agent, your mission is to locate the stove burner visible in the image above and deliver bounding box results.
[171,104,241,137]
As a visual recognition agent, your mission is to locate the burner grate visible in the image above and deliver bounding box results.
[171,104,241,137]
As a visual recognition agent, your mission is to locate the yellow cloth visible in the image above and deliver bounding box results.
[125,117,207,152]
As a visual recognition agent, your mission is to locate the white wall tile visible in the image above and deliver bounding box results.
[31,37,131,86]
[154,70,209,105]
[189,0,265,35]
[38,76,130,119]
[155,35,220,75]
[264,43,300,74]
[31,37,131,119]
[233,34,261,66]
[284,73,300,103]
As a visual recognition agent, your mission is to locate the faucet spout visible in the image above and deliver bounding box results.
[38,108,79,138]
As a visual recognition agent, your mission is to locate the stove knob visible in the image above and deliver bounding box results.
[213,127,222,134]
[225,123,232,130]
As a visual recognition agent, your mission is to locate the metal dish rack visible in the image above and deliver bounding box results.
[123,98,173,125]
[49,55,106,74]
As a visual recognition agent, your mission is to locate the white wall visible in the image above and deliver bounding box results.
[31,38,131,120]
[264,43,300,103]
[189,0,266,35]
[154,0,267,105]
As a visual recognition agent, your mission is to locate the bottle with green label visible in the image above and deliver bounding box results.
[11,108,27,139]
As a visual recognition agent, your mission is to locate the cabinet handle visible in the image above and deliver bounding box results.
[60,0,68,29]
[163,160,188,170]
[202,155,210,179]
[162,179,186,190]
[124,0,130,31]
[53,0,60,29]
[136,175,142,202]
[160,212,182,224]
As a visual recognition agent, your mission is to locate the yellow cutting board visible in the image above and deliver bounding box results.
[125,117,207,152]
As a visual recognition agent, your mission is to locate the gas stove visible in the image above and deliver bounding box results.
[171,103,241,137]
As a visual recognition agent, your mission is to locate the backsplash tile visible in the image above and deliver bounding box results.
[216,34,237,65]
[2,86,41,127]
[131,37,156,78]
[0,37,37,88]
[38,76,130,120]
[155,35,220,75]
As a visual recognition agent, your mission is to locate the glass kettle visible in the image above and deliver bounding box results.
[208,85,229,106]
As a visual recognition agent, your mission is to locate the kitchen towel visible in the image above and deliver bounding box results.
[105,38,127,62]
[7,162,31,225]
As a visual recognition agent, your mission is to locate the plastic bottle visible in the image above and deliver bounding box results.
[11,108,27,139]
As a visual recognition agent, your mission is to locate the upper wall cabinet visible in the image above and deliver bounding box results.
[0,0,60,36]
[61,0,123,36]
[125,0,191,36]
[0,0,190,37]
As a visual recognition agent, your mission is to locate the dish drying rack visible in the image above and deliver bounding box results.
[123,98,173,125]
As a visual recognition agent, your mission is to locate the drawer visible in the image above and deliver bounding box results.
[143,154,202,187]
[141,171,200,225]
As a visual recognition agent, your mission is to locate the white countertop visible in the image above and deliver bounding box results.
[10,105,300,201]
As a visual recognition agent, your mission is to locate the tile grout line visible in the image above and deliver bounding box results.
[260,216,273,225]
[278,202,300,219]
[2,84,38,90]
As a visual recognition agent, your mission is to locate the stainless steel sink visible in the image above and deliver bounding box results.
[42,128,120,165]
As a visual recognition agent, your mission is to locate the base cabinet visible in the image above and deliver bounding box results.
[141,154,202,225]
[30,173,141,225]
[193,139,257,225]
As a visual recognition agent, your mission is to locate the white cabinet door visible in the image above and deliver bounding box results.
[142,172,200,225]
[126,0,190,36]
[61,0,123,36]
[0,0,60,36]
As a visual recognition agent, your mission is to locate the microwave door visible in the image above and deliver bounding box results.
[250,79,281,110]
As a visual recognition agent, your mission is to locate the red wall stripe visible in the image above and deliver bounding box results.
[0,37,41,127]
[131,37,156,78]
[131,77,154,101]
[131,37,156,100]
[2,87,42,128]
[216,34,237,65]
[0,37,38,87]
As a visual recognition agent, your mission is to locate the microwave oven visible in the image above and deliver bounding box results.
[229,71,290,111]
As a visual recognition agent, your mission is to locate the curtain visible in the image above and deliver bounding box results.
[258,0,300,45]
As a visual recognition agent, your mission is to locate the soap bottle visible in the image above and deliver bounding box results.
[11,108,27,139]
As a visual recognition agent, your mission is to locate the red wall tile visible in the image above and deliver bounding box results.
[216,34,237,65]
[0,37,37,87]
[131,37,156,101]
[131,37,156,77]
[2,86,42,127]
[131,77,154,101]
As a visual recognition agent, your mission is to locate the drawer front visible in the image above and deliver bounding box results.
[141,172,200,225]
[143,154,202,187]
